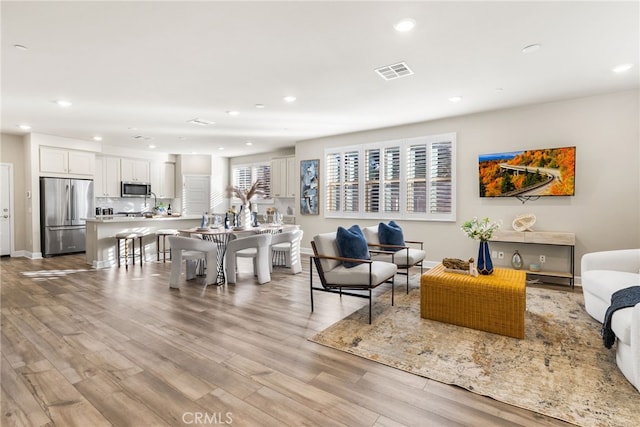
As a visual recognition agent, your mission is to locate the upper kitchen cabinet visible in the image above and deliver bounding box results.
[39,146,95,177]
[150,162,175,198]
[95,156,121,197]
[271,156,296,198]
[121,158,150,182]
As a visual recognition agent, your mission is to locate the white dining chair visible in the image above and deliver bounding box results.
[270,229,304,274]
[168,236,218,288]
[224,234,272,284]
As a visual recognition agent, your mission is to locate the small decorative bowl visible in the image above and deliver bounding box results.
[529,263,541,272]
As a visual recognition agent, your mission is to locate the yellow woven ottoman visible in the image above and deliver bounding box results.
[420,263,526,339]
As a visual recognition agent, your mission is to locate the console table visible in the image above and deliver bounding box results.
[490,230,576,288]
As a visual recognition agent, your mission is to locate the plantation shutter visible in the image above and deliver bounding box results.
[343,150,359,212]
[325,152,341,213]
[233,166,252,193]
[407,144,427,213]
[383,146,401,213]
[254,164,271,199]
[324,132,455,221]
[365,148,380,213]
[429,141,453,214]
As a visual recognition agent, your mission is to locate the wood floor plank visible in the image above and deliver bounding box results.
[75,371,170,426]
[3,308,99,384]
[1,354,52,427]
[310,371,462,427]
[1,254,575,426]
[196,388,283,427]
[244,386,349,427]
[17,359,111,426]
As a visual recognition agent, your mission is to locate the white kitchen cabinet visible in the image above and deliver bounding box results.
[150,162,175,198]
[95,156,121,197]
[286,156,296,197]
[271,156,295,198]
[39,146,95,177]
[121,158,150,182]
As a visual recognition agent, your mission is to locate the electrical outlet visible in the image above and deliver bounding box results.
[539,255,546,263]
[498,251,505,259]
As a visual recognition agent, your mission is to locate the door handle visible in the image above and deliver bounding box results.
[2,215,8,219]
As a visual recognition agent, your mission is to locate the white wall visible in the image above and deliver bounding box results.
[295,90,640,276]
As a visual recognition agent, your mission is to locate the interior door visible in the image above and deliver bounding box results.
[0,164,12,255]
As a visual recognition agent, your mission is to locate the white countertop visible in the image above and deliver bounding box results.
[85,215,201,223]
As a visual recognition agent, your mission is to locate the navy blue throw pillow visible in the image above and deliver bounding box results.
[336,225,370,268]
[378,220,405,252]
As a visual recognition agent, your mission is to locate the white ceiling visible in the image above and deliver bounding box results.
[2,1,638,158]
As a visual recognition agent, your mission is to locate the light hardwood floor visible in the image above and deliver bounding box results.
[1,254,573,427]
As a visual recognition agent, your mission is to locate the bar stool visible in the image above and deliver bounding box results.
[156,229,179,262]
[115,232,145,270]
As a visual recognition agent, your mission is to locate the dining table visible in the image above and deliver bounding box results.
[178,224,294,285]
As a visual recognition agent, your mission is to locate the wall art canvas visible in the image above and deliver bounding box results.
[478,146,576,197]
[300,159,319,215]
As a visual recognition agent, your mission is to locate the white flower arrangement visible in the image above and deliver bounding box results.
[461,217,501,242]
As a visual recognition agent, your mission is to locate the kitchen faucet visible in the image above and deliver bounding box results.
[144,192,158,212]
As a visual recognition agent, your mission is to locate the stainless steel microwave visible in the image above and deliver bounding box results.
[121,181,151,197]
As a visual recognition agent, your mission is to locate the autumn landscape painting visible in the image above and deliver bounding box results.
[478,146,576,197]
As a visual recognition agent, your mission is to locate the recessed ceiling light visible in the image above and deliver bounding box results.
[448,96,463,103]
[14,44,28,51]
[218,147,225,151]
[283,96,297,103]
[255,104,265,109]
[612,63,633,73]
[148,145,156,149]
[394,18,416,32]
[92,136,103,141]
[18,123,31,130]
[128,126,138,130]
[187,118,215,126]
[54,99,72,108]
[226,110,239,116]
[191,151,197,154]
[245,141,253,146]
[521,44,541,54]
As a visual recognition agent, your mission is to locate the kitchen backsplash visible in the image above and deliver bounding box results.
[95,197,174,214]
[96,196,295,216]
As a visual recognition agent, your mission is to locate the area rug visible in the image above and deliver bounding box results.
[309,286,640,427]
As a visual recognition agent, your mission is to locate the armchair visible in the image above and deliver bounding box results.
[581,249,640,392]
[362,225,426,293]
[310,232,398,324]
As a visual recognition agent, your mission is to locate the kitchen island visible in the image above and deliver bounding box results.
[85,215,201,268]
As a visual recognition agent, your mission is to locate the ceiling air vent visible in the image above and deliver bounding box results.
[375,62,414,81]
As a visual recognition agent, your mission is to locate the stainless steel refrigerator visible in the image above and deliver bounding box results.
[40,177,94,257]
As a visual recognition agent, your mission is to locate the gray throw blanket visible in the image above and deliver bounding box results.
[602,286,640,349]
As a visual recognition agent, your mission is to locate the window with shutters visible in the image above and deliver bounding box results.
[231,162,271,202]
[324,133,455,221]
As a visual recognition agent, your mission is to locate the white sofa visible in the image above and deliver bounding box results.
[581,249,640,391]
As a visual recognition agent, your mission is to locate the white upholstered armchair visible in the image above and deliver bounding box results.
[310,231,397,324]
[581,249,640,391]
